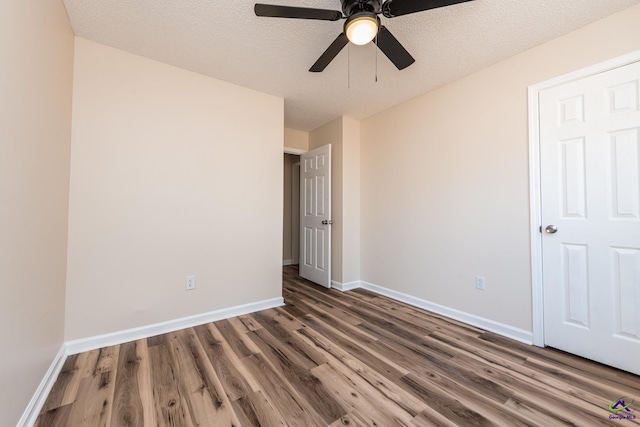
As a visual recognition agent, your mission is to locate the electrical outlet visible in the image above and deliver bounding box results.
[186,275,196,291]
[475,276,486,291]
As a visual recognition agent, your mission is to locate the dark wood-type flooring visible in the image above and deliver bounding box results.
[36,266,640,426]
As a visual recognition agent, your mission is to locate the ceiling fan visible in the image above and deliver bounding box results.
[254,0,474,72]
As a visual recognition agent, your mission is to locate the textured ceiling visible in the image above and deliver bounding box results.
[62,0,640,131]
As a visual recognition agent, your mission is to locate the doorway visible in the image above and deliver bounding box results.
[283,153,300,267]
[282,145,333,288]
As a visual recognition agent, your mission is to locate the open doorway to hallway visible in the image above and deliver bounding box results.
[283,153,300,268]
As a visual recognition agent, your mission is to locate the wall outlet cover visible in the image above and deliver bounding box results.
[186,275,196,290]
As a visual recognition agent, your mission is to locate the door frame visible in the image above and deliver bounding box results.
[284,147,306,267]
[291,161,300,265]
[527,49,640,347]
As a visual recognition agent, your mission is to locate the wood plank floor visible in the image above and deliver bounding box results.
[36,266,640,426]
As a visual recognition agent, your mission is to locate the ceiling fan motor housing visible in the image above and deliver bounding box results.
[341,0,383,17]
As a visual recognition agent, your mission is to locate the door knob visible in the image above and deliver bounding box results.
[545,225,558,234]
[321,220,333,225]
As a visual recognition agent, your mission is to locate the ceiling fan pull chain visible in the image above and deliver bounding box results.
[375,34,378,83]
[348,42,351,89]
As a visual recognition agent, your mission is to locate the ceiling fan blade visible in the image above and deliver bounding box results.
[255,4,342,21]
[309,33,348,72]
[382,0,473,18]
[376,26,415,70]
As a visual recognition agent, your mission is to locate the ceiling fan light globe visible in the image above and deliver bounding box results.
[345,15,379,45]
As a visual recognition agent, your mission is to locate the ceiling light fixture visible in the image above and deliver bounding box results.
[344,13,380,45]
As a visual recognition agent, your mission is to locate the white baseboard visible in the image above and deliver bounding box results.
[17,344,68,427]
[19,296,284,425]
[356,281,533,345]
[282,259,293,266]
[331,280,361,292]
[65,297,285,355]
[20,284,533,425]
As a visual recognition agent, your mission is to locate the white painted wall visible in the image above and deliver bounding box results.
[360,4,640,332]
[65,38,284,340]
[0,1,74,425]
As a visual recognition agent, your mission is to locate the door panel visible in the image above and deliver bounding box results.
[299,145,331,287]
[612,247,640,340]
[540,61,640,375]
[610,128,640,218]
[562,243,590,328]
[559,137,587,218]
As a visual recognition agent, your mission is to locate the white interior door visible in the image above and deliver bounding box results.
[299,144,331,287]
[540,61,640,375]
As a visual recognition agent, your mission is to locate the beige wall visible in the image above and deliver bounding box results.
[284,128,309,152]
[283,153,300,262]
[0,1,74,425]
[65,38,284,340]
[360,4,640,331]
[341,117,361,284]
